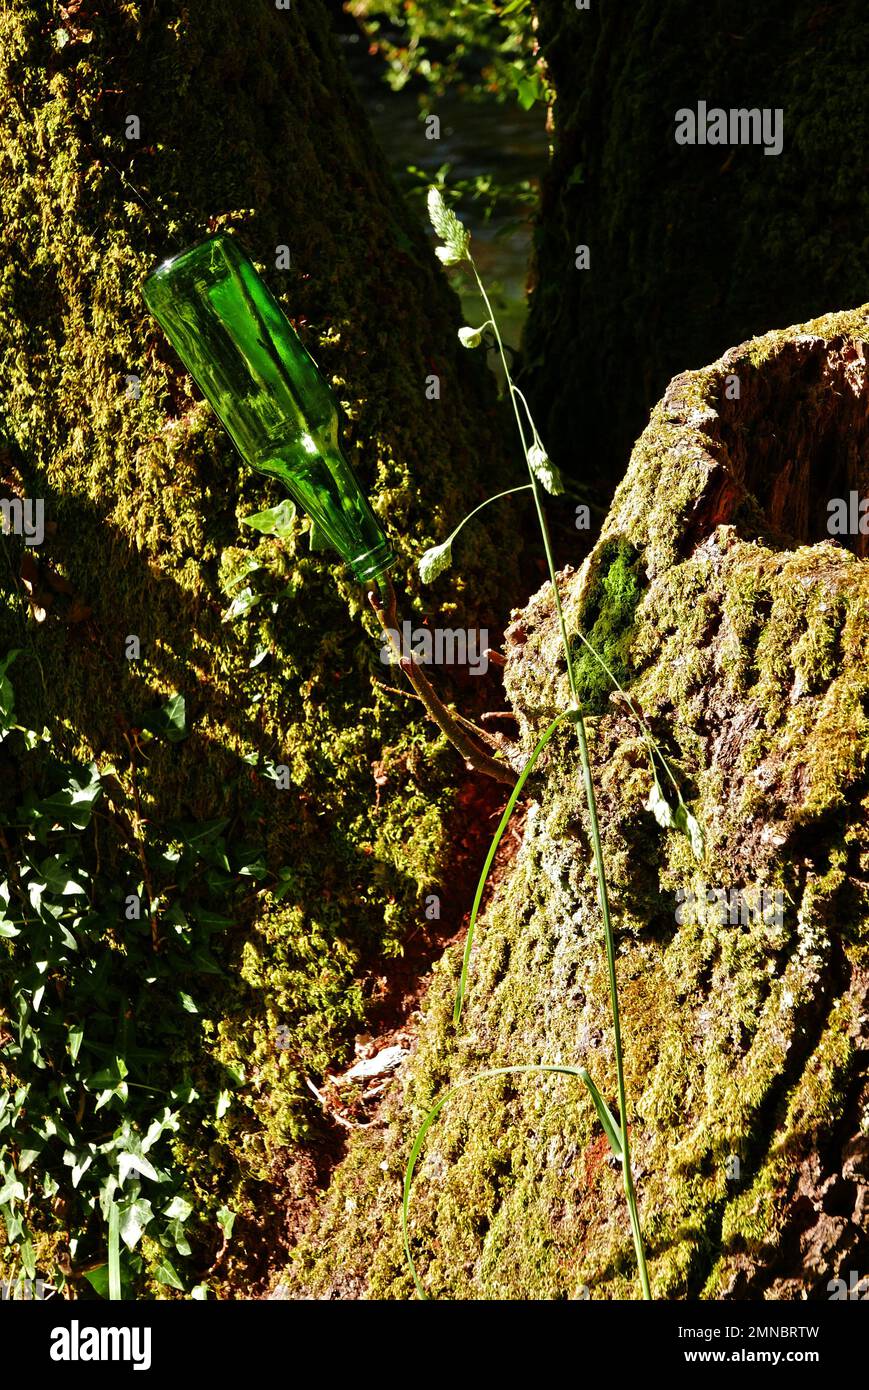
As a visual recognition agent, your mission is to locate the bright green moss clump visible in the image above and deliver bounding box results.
[571,540,642,713]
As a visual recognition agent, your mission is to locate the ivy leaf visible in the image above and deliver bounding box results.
[236,848,266,880]
[167,1218,192,1256]
[38,854,86,897]
[164,1194,193,1223]
[160,692,187,742]
[221,587,261,624]
[32,764,102,829]
[67,1153,91,1187]
[527,442,566,496]
[117,1151,160,1186]
[217,1205,236,1240]
[509,63,545,111]
[154,1256,185,1292]
[142,693,187,744]
[82,1265,110,1298]
[17,1140,44,1172]
[119,1196,154,1250]
[68,1024,83,1062]
[241,499,297,539]
[174,817,230,848]
[18,1236,36,1280]
[418,539,453,584]
[142,1107,181,1152]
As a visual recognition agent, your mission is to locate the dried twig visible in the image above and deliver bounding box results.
[369,576,514,786]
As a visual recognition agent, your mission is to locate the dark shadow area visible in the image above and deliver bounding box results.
[523,0,869,500]
[716,336,869,556]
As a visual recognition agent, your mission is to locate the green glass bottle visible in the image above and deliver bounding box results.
[143,233,394,584]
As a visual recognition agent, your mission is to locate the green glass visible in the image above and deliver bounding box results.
[143,234,394,584]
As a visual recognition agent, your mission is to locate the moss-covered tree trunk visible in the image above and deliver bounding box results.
[0,0,520,1290]
[522,0,869,496]
[288,304,869,1300]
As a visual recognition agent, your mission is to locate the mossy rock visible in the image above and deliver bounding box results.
[285,303,869,1300]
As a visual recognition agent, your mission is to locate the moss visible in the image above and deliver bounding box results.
[570,540,642,713]
[705,991,855,1296]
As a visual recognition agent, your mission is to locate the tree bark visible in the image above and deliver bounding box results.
[522,0,869,498]
[289,303,869,1300]
[0,0,519,1289]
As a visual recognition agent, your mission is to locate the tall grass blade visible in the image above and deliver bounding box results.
[403,1064,626,1298]
[108,1199,121,1301]
[453,709,577,1025]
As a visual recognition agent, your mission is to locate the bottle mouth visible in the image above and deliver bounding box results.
[348,540,396,584]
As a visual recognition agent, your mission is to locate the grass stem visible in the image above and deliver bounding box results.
[470,258,651,1299]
